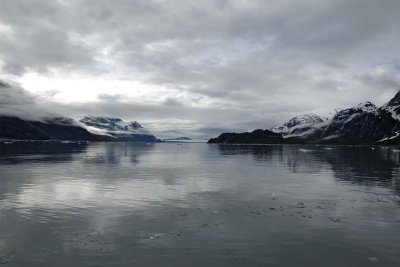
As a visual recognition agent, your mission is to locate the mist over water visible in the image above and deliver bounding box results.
[0,142,399,266]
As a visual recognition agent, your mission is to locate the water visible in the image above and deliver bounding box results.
[0,142,399,266]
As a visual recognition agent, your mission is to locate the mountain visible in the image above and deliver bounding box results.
[330,102,377,125]
[0,79,159,142]
[0,80,110,141]
[0,114,160,142]
[164,137,192,141]
[0,116,113,141]
[163,137,192,142]
[271,113,328,137]
[208,129,283,144]
[381,91,400,121]
[208,92,400,145]
[315,100,400,144]
[79,116,159,142]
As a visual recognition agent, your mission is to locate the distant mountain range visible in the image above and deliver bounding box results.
[0,115,160,142]
[208,91,400,145]
[163,137,192,142]
[79,116,159,142]
[0,80,160,142]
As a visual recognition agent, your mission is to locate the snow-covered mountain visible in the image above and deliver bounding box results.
[271,113,328,136]
[0,80,159,142]
[0,114,160,142]
[271,102,377,136]
[210,91,400,145]
[381,91,400,121]
[79,116,159,142]
[270,102,384,142]
[331,101,377,123]
[315,101,378,142]
[374,92,400,142]
[355,101,378,113]
[285,98,399,144]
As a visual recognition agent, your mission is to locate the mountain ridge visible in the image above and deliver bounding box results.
[208,91,400,145]
[0,115,160,142]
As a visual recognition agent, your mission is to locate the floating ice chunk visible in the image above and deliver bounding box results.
[368,257,379,262]
[297,202,306,208]
[328,217,341,222]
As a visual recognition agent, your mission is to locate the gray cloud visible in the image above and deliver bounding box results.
[1,0,400,137]
[0,81,57,119]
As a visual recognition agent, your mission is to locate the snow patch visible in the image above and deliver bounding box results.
[320,134,340,141]
[382,105,400,121]
[356,101,377,113]
[377,131,400,142]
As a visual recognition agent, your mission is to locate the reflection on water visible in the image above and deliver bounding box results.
[216,145,400,194]
[0,142,399,266]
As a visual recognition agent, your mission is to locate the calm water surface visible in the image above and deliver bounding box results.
[0,142,399,266]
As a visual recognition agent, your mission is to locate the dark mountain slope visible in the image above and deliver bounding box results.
[208,129,283,144]
[0,116,113,141]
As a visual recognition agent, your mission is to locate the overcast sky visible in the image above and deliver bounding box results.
[1,0,400,138]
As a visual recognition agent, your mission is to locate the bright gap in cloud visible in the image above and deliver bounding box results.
[18,72,176,104]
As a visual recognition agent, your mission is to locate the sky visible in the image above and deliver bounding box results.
[1,0,400,138]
